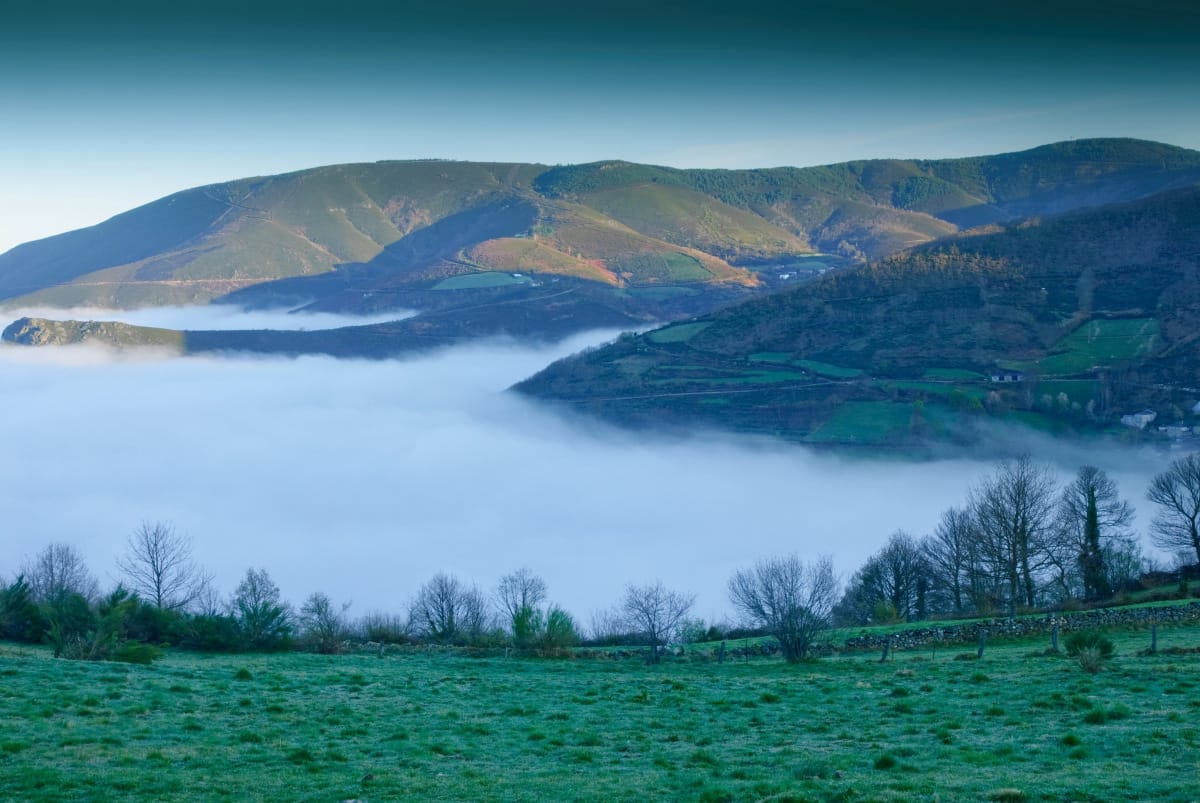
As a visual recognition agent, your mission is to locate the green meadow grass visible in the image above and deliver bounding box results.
[807,401,915,443]
[4,627,1197,801]
[922,368,986,380]
[431,272,532,291]
[1036,318,1160,376]
[647,322,712,344]
[794,360,864,379]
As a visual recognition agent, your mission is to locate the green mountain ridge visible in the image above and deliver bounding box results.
[514,185,1200,449]
[3,139,1197,326]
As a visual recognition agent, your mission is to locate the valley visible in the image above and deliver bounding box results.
[3,138,1199,450]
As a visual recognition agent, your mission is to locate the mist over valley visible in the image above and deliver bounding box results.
[0,306,1176,624]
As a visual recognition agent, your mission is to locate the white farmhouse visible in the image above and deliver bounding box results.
[1120,409,1158,429]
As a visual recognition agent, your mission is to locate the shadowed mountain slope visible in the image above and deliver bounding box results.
[515,186,1200,449]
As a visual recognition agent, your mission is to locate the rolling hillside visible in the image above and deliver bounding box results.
[515,186,1200,449]
[1,140,1196,321]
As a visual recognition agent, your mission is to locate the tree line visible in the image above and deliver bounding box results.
[2,454,1198,664]
[834,454,1200,626]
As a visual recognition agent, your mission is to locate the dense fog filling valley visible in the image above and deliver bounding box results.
[0,306,1176,624]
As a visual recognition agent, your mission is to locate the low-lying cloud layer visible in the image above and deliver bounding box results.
[2,304,415,331]
[0,307,1176,625]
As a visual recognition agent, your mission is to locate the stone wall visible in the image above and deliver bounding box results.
[840,602,1200,652]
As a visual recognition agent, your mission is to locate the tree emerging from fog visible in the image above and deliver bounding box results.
[410,573,489,645]
[728,554,836,662]
[969,455,1059,615]
[622,581,694,663]
[1147,453,1200,565]
[1052,466,1136,601]
[117,521,212,611]
[837,533,930,624]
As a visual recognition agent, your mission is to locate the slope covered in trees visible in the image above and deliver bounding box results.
[516,186,1200,449]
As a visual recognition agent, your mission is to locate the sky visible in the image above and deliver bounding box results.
[1,0,1199,252]
[0,309,1171,622]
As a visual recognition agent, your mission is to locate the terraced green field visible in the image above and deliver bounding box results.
[2,626,1198,801]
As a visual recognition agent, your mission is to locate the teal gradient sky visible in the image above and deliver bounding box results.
[1,0,1198,253]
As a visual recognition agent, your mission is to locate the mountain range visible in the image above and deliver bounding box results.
[3,139,1198,330]
[3,138,1199,447]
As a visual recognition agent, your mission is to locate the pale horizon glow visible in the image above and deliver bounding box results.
[2,2,1198,253]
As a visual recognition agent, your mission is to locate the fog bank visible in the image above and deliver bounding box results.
[1,303,415,331]
[0,307,1176,624]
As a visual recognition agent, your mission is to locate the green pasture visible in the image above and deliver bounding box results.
[2,624,1199,801]
[1037,318,1160,376]
[647,322,711,344]
[883,380,987,400]
[807,401,915,444]
[432,272,532,291]
[923,368,986,380]
[748,352,794,364]
[795,360,864,379]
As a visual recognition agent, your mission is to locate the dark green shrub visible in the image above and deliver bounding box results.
[180,614,244,652]
[358,612,409,645]
[112,643,161,665]
[540,606,579,651]
[43,591,98,658]
[0,576,46,642]
[512,604,541,649]
[1065,631,1114,658]
[122,603,186,645]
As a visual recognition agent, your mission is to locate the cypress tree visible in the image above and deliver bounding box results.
[1080,485,1110,600]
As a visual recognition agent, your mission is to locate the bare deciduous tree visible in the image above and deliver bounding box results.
[587,606,628,644]
[495,567,548,643]
[850,532,930,622]
[410,573,489,644]
[116,521,212,611]
[1054,466,1135,600]
[923,506,983,615]
[231,567,292,650]
[298,592,351,654]
[1147,453,1200,565]
[22,543,98,603]
[621,581,694,663]
[970,455,1059,615]
[729,554,836,662]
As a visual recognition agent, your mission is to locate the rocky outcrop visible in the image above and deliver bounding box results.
[2,317,184,350]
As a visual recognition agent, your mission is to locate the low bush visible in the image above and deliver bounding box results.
[1065,631,1114,673]
[1065,631,1114,657]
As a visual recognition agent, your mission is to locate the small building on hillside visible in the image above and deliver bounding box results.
[1159,425,1192,439]
[989,370,1026,383]
[1120,409,1158,429]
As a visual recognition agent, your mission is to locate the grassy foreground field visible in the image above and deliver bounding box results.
[2,628,1199,802]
